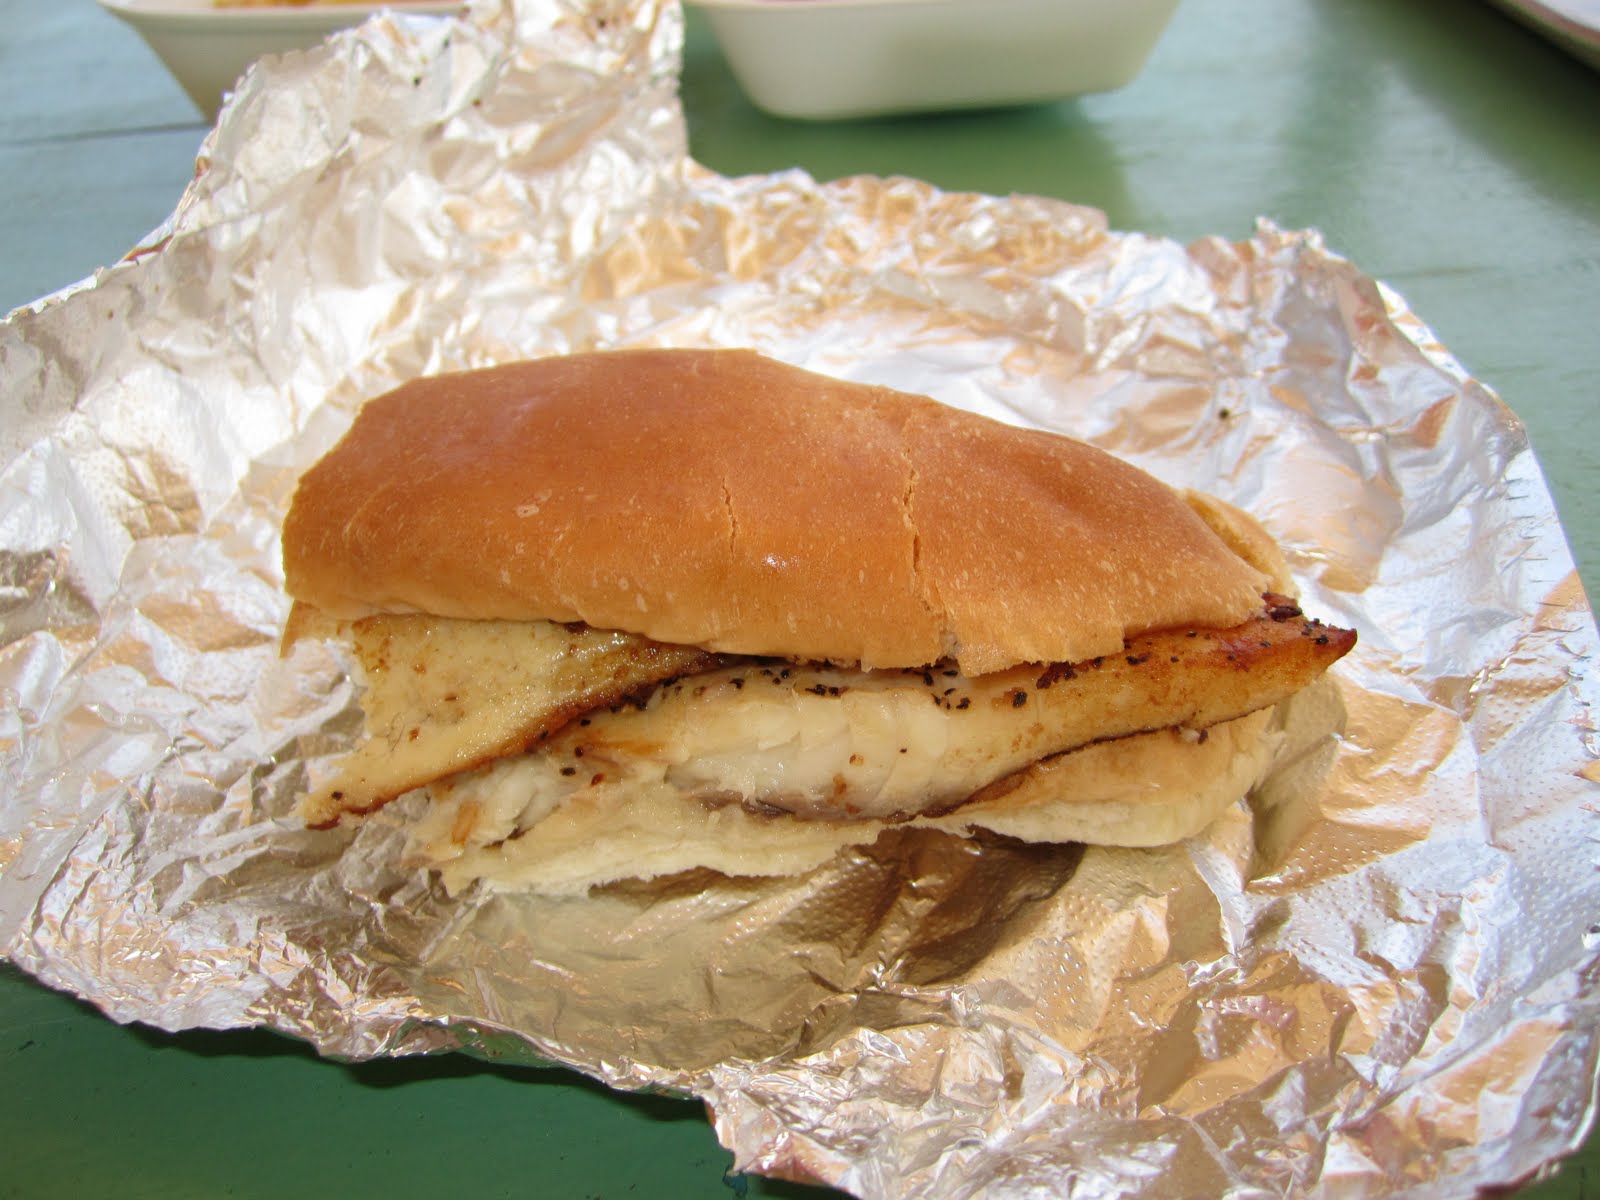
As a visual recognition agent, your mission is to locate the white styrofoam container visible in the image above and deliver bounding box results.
[689,0,1182,120]
[98,0,457,120]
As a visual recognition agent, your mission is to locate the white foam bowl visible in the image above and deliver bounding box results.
[98,0,457,120]
[688,0,1182,120]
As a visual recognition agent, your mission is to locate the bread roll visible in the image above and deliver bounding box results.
[283,348,1270,674]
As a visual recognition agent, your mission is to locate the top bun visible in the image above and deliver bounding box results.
[283,349,1269,673]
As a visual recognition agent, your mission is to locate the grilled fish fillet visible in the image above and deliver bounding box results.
[291,610,719,827]
[297,594,1353,827]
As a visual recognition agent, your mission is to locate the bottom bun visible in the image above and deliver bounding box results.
[400,684,1342,897]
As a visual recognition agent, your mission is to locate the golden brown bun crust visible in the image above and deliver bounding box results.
[283,349,1269,672]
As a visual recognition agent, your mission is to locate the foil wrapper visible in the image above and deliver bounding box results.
[3,2,1598,1196]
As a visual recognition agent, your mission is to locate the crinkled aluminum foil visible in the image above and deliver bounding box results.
[2,1,1598,1196]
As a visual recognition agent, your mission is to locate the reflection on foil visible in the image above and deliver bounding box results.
[1,1,1597,1197]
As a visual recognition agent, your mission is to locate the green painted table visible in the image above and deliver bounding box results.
[3,1,1596,1196]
